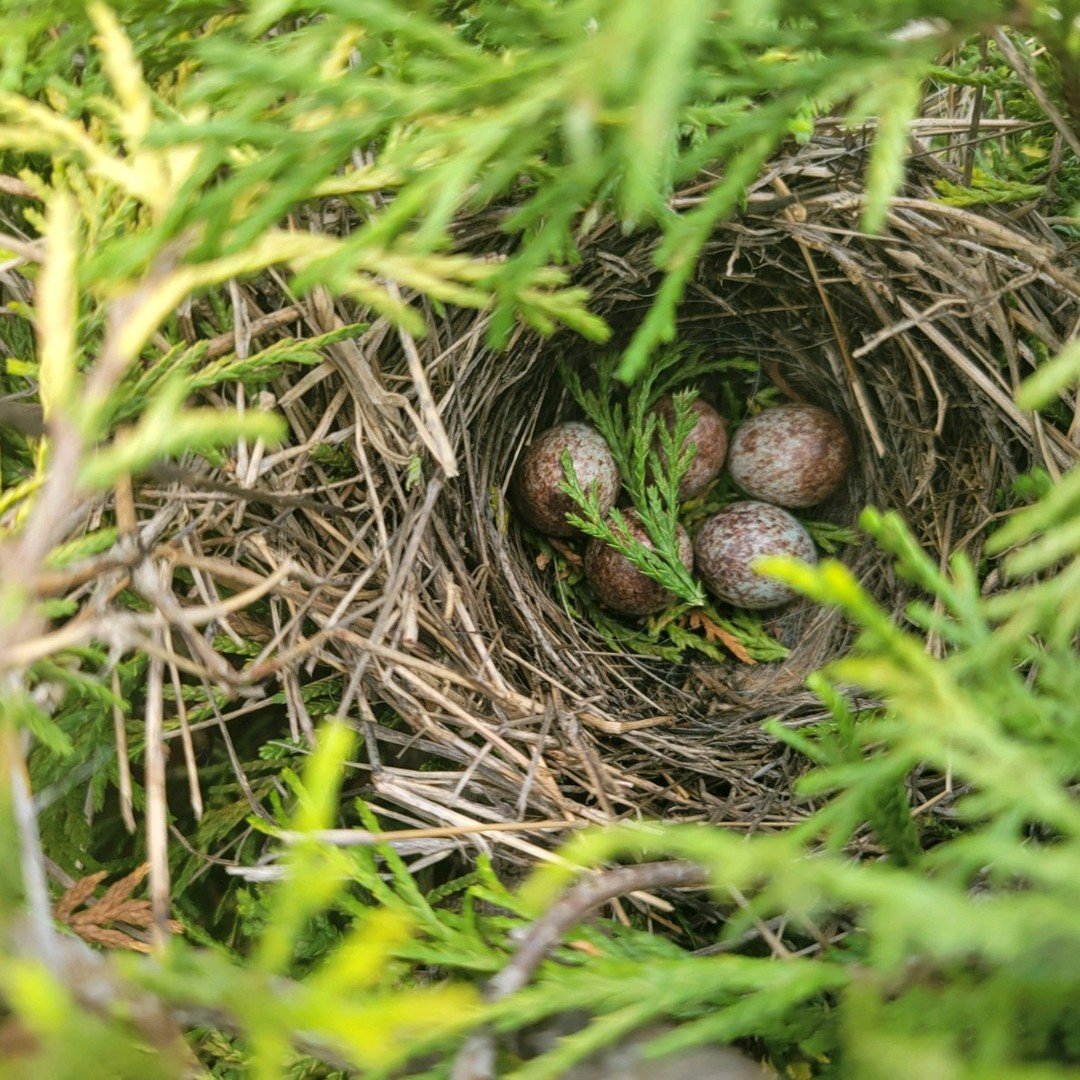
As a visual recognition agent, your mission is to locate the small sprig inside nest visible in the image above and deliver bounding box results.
[556,348,743,607]
[559,394,704,606]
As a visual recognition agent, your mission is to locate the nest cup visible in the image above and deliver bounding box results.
[432,165,1077,844]
[244,140,1078,867]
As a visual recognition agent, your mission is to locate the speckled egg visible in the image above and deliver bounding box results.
[728,403,852,508]
[514,421,620,537]
[585,511,693,615]
[651,394,728,500]
[694,501,817,610]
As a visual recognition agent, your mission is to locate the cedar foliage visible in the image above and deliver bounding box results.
[1,1,1080,1077]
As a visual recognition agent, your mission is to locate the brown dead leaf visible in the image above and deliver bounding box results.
[535,551,551,571]
[0,1017,38,1060]
[567,939,602,957]
[762,359,806,405]
[54,863,182,953]
[53,869,109,920]
[689,611,757,664]
[549,539,583,572]
[227,610,274,643]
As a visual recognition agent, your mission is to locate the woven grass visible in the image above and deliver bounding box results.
[103,122,1080,876]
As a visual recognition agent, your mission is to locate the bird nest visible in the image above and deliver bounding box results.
[144,135,1080,873]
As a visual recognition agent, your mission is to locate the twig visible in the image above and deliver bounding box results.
[450,861,707,1080]
[490,861,707,998]
[165,635,204,821]
[389,281,459,478]
[963,38,988,187]
[4,726,58,967]
[277,818,584,846]
[772,176,886,456]
[0,231,43,259]
[992,29,1080,161]
[203,304,302,359]
[111,669,137,834]
[143,641,171,949]
[0,174,39,199]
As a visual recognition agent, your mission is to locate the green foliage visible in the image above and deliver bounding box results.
[557,581,790,664]
[934,169,1046,207]
[545,348,855,662]
[3,723,482,1078]
[931,32,1080,218]
[3,2,1080,1078]
[1,0,1041,381]
[78,379,284,489]
[853,68,926,234]
[513,502,1080,1073]
[1016,338,1080,413]
[558,350,713,606]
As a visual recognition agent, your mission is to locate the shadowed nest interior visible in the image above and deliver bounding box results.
[75,131,1079,877]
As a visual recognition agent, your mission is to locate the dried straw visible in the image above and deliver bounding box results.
[11,121,1079,885]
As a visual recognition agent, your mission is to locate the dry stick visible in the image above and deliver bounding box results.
[108,484,142,833]
[490,861,708,997]
[277,818,584,846]
[163,465,368,519]
[202,303,302,360]
[371,777,581,869]
[553,687,616,820]
[450,860,708,1080]
[165,636,205,821]
[888,200,1078,282]
[772,179,886,456]
[150,561,297,630]
[0,174,39,199]
[851,269,1042,360]
[4,726,58,967]
[519,704,557,819]
[728,884,792,959]
[0,230,43,260]
[229,278,254,533]
[111,669,137,835]
[143,642,171,949]
[992,29,1080,161]
[130,563,246,690]
[963,38,988,187]
[336,475,445,715]
[389,282,459,478]
[897,296,1076,472]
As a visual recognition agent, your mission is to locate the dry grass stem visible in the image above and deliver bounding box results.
[5,124,1077,897]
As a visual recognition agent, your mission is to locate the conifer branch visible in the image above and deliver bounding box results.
[557,347,752,608]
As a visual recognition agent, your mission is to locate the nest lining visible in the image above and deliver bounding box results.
[127,134,1080,873]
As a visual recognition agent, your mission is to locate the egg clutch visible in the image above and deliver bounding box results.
[513,395,851,617]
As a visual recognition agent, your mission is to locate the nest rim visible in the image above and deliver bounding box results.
[132,131,1080,876]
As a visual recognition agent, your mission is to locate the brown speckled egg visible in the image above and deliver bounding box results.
[728,404,851,507]
[694,501,817,610]
[651,394,728,500]
[585,511,693,615]
[514,421,620,537]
